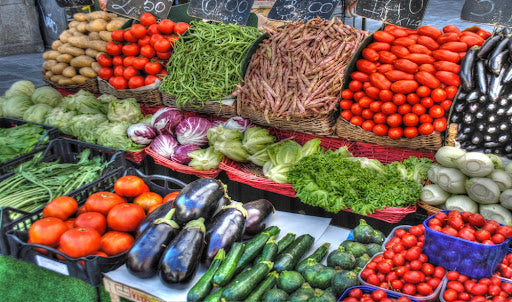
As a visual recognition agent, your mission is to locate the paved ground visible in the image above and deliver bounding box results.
[0,0,494,95]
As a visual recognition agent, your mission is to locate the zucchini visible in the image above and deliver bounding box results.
[353,219,383,244]
[204,289,223,302]
[309,266,337,289]
[221,261,274,301]
[356,253,371,269]
[277,270,305,293]
[365,243,383,256]
[296,242,331,273]
[289,282,315,302]
[274,234,314,273]
[187,249,226,302]
[262,289,289,302]
[213,241,245,287]
[277,232,296,254]
[235,226,280,274]
[245,271,279,302]
[331,270,359,298]
[254,238,279,264]
[326,246,356,270]
[311,288,337,302]
[345,241,368,258]
[303,259,325,283]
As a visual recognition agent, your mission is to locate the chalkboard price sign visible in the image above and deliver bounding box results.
[354,0,429,29]
[56,0,93,7]
[187,0,255,25]
[461,0,512,27]
[267,0,341,22]
[106,0,174,20]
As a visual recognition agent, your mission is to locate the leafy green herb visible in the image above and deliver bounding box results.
[0,123,50,164]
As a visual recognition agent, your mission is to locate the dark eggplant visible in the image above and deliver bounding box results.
[488,35,511,61]
[465,90,480,103]
[463,112,476,124]
[174,178,229,226]
[477,35,501,59]
[460,46,477,91]
[242,199,275,237]
[499,122,509,131]
[475,108,486,120]
[203,203,247,267]
[126,208,180,279]
[468,102,479,114]
[502,63,512,84]
[476,60,488,94]
[135,201,175,238]
[488,50,509,75]
[159,218,206,284]
[489,64,508,102]
[471,132,484,146]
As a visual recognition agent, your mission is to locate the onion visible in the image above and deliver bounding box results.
[126,123,157,145]
[175,117,212,146]
[151,107,183,135]
[150,134,178,158]
[171,144,201,164]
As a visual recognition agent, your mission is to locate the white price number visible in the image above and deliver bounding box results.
[144,0,170,14]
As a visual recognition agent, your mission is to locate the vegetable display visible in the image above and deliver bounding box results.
[450,28,512,158]
[235,18,368,119]
[441,271,512,301]
[0,123,51,164]
[160,20,262,107]
[339,24,489,139]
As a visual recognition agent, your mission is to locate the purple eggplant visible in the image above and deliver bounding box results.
[242,199,275,237]
[126,209,180,279]
[174,178,229,226]
[135,201,175,238]
[159,218,206,284]
[203,203,247,267]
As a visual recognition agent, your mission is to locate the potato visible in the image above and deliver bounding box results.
[72,75,89,84]
[76,22,88,33]
[58,43,86,57]
[42,60,58,70]
[85,48,100,58]
[79,67,97,78]
[42,50,60,60]
[85,40,107,52]
[73,12,88,22]
[44,70,54,79]
[50,75,65,83]
[62,66,77,78]
[51,40,63,51]
[106,18,128,31]
[68,27,78,35]
[70,55,94,68]
[56,53,73,63]
[98,31,112,42]
[68,20,80,28]
[51,62,69,75]
[91,62,102,73]
[59,30,72,43]
[67,35,90,49]
[88,31,101,41]
[86,19,108,32]
[87,11,115,21]
[58,78,76,85]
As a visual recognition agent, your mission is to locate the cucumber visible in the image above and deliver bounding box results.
[274,234,314,273]
[204,289,223,302]
[277,232,296,254]
[235,227,280,274]
[187,248,226,302]
[221,261,274,301]
[213,241,245,287]
[296,242,331,274]
[245,271,279,302]
[277,270,305,293]
[254,238,278,264]
[262,289,289,302]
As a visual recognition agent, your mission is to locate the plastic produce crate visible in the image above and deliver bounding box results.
[0,117,59,175]
[337,285,420,302]
[438,276,512,302]
[423,210,512,279]
[5,167,187,286]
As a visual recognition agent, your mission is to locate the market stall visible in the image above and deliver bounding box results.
[1,0,512,301]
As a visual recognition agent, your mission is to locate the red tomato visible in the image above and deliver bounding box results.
[114,175,149,198]
[420,97,434,108]
[392,93,407,105]
[101,231,135,256]
[111,30,125,42]
[97,54,113,67]
[137,35,151,47]
[59,227,101,258]
[349,80,363,92]
[397,103,412,115]
[443,288,458,301]
[109,76,128,90]
[85,192,126,216]
[174,22,190,35]
[431,88,447,102]
[445,85,458,99]
[75,212,107,235]
[144,62,162,75]
[123,55,136,67]
[123,66,139,80]
[107,203,146,232]
[373,112,387,124]
[106,41,122,56]
[429,105,445,118]
[156,51,171,60]
[403,113,419,126]
[433,117,447,132]
[140,44,156,58]
[122,44,139,57]
[379,89,393,102]
[140,12,157,26]
[113,65,124,77]
[418,123,434,135]
[112,55,124,66]
[369,101,382,113]
[361,109,374,120]
[373,124,388,136]
[130,24,147,39]
[145,75,159,86]
[381,102,397,115]
[98,67,114,81]
[42,196,78,220]
[29,217,68,247]
[158,19,175,35]
[386,113,402,127]
[128,76,145,89]
[361,120,376,132]
[123,30,138,43]
[388,127,403,139]
[496,225,512,238]
[133,192,163,213]
[350,115,364,126]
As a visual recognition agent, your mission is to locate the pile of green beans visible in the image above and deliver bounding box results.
[160,21,262,108]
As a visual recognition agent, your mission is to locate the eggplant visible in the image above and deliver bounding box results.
[463,112,476,124]
[174,178,229,226]
[135,201,175,238]
[460,46,477,91]
[488,50,509,75]
[499,122,509,132]
[159,218,206,284]
[476,60,489,94]
[203,203,247,266]
[488,35,511,62]
[465,90,481,103]
[489,64,508,101]
[468,102,479,114]
[126,208,180,279]
[502,63,512,84]
[477,35,501,59]
[242,199,275,237]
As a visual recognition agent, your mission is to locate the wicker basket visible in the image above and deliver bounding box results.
[161,92,237,118]
[238,100,338,137]
[98,78,163,106]
[417,200,442,216]
[336,117,443,152]
[43,75,99,94]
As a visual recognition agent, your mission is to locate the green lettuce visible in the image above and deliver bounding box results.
[2,95,33,118]
[107,98,142,123]
[242,126,276,155]
[96,121,143,152]
[5,80,35,98]
[62,90,106,114]
[22,103,53,124]
[31,86,62,107]
[44,107,76,135]
[69,114,108,143]
[188,146,224,170]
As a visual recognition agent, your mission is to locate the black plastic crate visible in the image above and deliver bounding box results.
[5,167,187,286]
[0,117,59,174]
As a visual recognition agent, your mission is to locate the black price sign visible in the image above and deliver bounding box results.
[461,0,512,27]
[354,0,429,29]
[187,0,255,25]
[267,0,341,22]
[56,0,94,7]
[106,0,174,20]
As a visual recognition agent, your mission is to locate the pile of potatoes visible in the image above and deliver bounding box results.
[42,11,128,86]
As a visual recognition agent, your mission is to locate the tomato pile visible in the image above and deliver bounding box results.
[427,211,512,244]
[497,253,512,279]
[339,24,491,139]
[360,224,446,297]
[442,271,512,301]
[341,288,412,302]
[98,12,190,90]
[28,174,178,259]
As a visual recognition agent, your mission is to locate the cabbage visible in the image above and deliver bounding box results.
[242,126,276,154]
[207,125,243,146]
[69,114,108,143]
[151,107,183,135]
[97,94,118,104]
[223,116,253,133]
[96,121,144,152]
[171,144,201,164]
[44,107,76,135]
[22,103,53,123]
[175,117,213,146]
[188,146,223,170]
[150,134,178,158]
[2,95,33,118]
[31,86,62,107]
[62,90,106,114]
[107,98,142,123]
[0,96,7,116]
[5,80,35,98]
